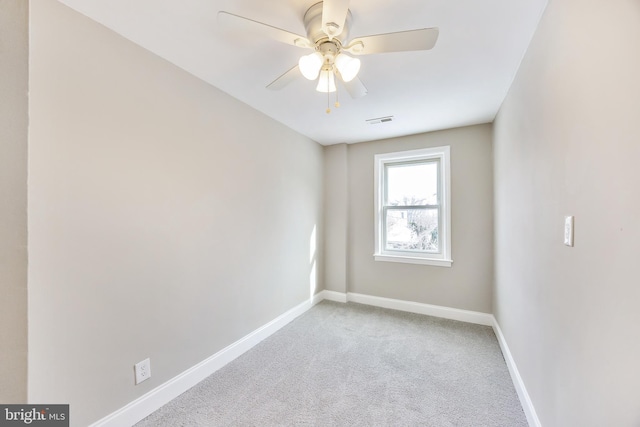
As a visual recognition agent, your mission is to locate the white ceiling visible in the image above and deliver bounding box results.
[56,0,547,145]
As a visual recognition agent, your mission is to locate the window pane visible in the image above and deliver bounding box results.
[385,208,439,252]
[386,161,438,206]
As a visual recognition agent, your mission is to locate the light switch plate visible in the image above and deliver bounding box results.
[564,216,574,247]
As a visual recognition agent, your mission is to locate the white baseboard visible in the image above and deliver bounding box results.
[345,292,494,326]
[311,290,326,305]
[492,318,541,427]
[89,296,322,427]
[91,290,537,427]
[319,289,348,303]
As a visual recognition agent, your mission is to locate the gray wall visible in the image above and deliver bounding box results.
[325,124,494,313]
[28,1,323,425]
[493,0,640,425]
[0,0,28,403]
[323,143,348,293]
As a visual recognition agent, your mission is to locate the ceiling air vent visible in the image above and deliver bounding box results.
[366,116,394,125]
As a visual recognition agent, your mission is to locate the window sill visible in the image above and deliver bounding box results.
[374,254,453,267]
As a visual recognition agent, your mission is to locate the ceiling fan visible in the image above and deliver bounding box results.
[218,1,438,112]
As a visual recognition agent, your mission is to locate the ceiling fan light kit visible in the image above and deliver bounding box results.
[219,0,439,112]
[300,44,360,89]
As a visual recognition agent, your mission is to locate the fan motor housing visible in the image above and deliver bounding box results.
[303,2,352,45]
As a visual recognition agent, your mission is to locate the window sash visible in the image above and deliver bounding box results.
[382,159,442,254]
[383,159,441,207]
[374,146,451,267]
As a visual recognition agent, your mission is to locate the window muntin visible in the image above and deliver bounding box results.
[374,147,452,267]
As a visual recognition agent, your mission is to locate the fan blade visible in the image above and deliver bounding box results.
[266,65,301,90]
[218,11,312,49]
[343,76,368,99]
[322,0,350,38]
[345,28,439,55]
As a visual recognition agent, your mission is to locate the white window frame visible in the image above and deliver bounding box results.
[374,146,452,267]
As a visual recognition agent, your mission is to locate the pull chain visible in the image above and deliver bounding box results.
[324,70,340,113]
[326,87,330,114]
[326,70,331,114]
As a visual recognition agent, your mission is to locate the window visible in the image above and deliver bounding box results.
[374,146,452,267]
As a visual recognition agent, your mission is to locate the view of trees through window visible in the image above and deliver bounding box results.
[384,161,439,252]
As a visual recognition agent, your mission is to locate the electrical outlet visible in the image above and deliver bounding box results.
[134,358,151,385]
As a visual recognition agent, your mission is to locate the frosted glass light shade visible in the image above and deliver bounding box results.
[316,69,336,93]
[298,52,323,80]
[335,53,361,82]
